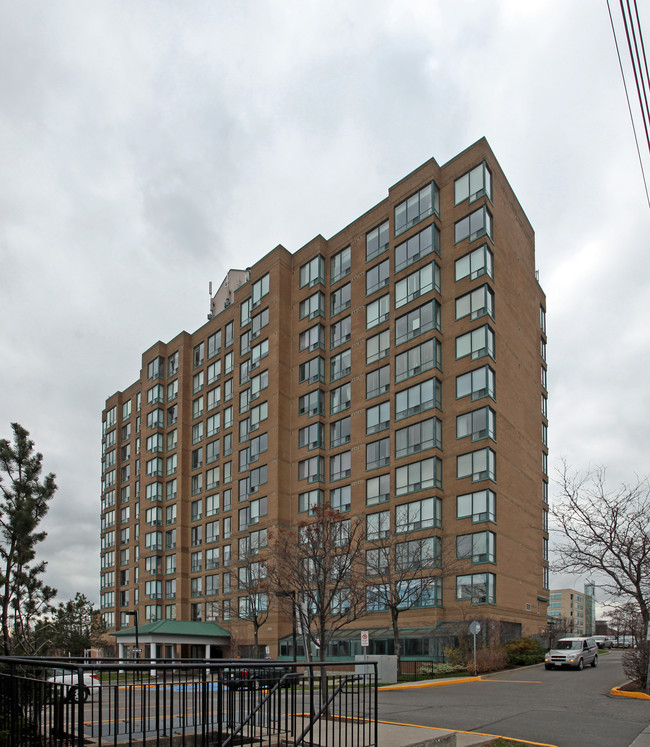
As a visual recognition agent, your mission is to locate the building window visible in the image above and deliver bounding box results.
[168,351,179,376]
[395,417,441,458]
[366,329,390,365]
[366,510,389,541]
[455,244,494,282]
[541,394,548,418]
[330,383,351,415]
[330,316,351,349]
[299,255,325,288]
[299,324,325,352]
[250,370,269,399]
[300,291,325,320]
[394,182,440,237]
[225,321,234,348]
[456,572,496,604]
[454,161,492,205]
[456,325,495,361]
[395,339,441,384]
[396,496,442,532]
[147,356,164,380]
[457,531,496,563]
[454,206,493,244]
[366,401,390,434]
[249,401,268,430]
[455,285,494,321]
[251,273,270,309]
[456,365,495,401]
[540,306,547,333]
[208,330,222,358]
[366,438,390,470]
[366,474,390,506]
[395,262,440,309]
[395,378,441,420]
[331,246,352,284]
[330,485,351,512]
[395,300,440,346]
[298,390,324,417]
[457,489,496,523]
[366,260,390,296]
[330,284,351,317]
[395,536,440,572]
[456,407,496,442]
[457,448,496,482]
[395,224,440,273]
[330,451,351,481]
[366,221,389,261]
[366,365,390,399]
[299,422,324,450]
[298,489,323,514]
[298,456,324,483]
[366,295,390,329]
[330,417,351,448]
[395,457,442,496]
[299,356,325,384]
[330,349,351,382]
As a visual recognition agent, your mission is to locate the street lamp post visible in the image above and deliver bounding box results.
[126,610,140,659]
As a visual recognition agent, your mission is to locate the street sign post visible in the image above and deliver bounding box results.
[469,621,481,676]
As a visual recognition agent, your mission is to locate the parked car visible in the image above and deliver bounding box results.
[218,665,300,690]
[47,668,101,702]
[544,637,598,670]
[592,635,613,649]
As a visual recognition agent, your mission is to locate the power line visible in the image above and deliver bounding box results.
[607,0,650,208]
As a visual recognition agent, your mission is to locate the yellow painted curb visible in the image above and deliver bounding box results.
[376,718,557,746]
[611,685,650,700]
[379,676,481,691]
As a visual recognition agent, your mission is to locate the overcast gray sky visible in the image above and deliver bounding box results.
[1,0,648,608]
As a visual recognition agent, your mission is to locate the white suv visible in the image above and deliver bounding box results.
[544,637,599,670]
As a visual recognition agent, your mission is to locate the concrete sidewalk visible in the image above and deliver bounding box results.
[377,720,502,746]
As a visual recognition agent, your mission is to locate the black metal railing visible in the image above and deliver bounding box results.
[0,657,377,746]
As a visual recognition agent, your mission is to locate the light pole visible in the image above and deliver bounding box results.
[126,610,140,659]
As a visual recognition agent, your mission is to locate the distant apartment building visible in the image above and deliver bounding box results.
[548,584,596,636]
[100,138,549,658]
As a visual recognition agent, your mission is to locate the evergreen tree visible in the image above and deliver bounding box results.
[0,423,57,654]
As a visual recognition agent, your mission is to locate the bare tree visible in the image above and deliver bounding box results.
[267,505,366,665]
[552,465,650,634]
[235,557,270,657]
[365,523,448,663]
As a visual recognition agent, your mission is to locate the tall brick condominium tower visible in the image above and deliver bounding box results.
[101,138,548,659]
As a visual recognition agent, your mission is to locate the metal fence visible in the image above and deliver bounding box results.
[0,657,377,746]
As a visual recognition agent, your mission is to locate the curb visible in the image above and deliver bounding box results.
[379,676,482,691]
[610,684,650,700]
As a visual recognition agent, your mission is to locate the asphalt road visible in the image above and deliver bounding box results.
[377,651,650,747]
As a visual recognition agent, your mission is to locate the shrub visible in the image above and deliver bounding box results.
[417,661,466,677]
[466,645,508,674]
[506,637,546,667]
[622,642,649,689]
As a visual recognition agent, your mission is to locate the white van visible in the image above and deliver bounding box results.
[544,637,598,670]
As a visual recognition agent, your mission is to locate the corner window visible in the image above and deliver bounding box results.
[394,182,440,237]
[395,378,441,420]
[395,457,442,496]
[395,300,441,346]
[457,489,496,523]
[330,416,351,448]
[395,262,440,309]
[366,259,390,297]
[299,357,325,384]
[251,273,270,309]
[456,365,495,401]
[330,349,351,382]
[456,572,496,604]
[455,244,493,282]
[456,407,496,442]
[454,206,493,244]
[299,324,325,352]
[395,417,441,458]
[396,496,442,532]
[395,223,440,274]
[330,382,351,415]
[454,162,492,205]
[331,283,351,316]
[456,531,496,564]
[299,255,325,288]
[300,291,325,320]
[395,339,441,384]
[456,448,496,482]
[330,316,351,349]
[455,285,494,321]
[455,325,495,361]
